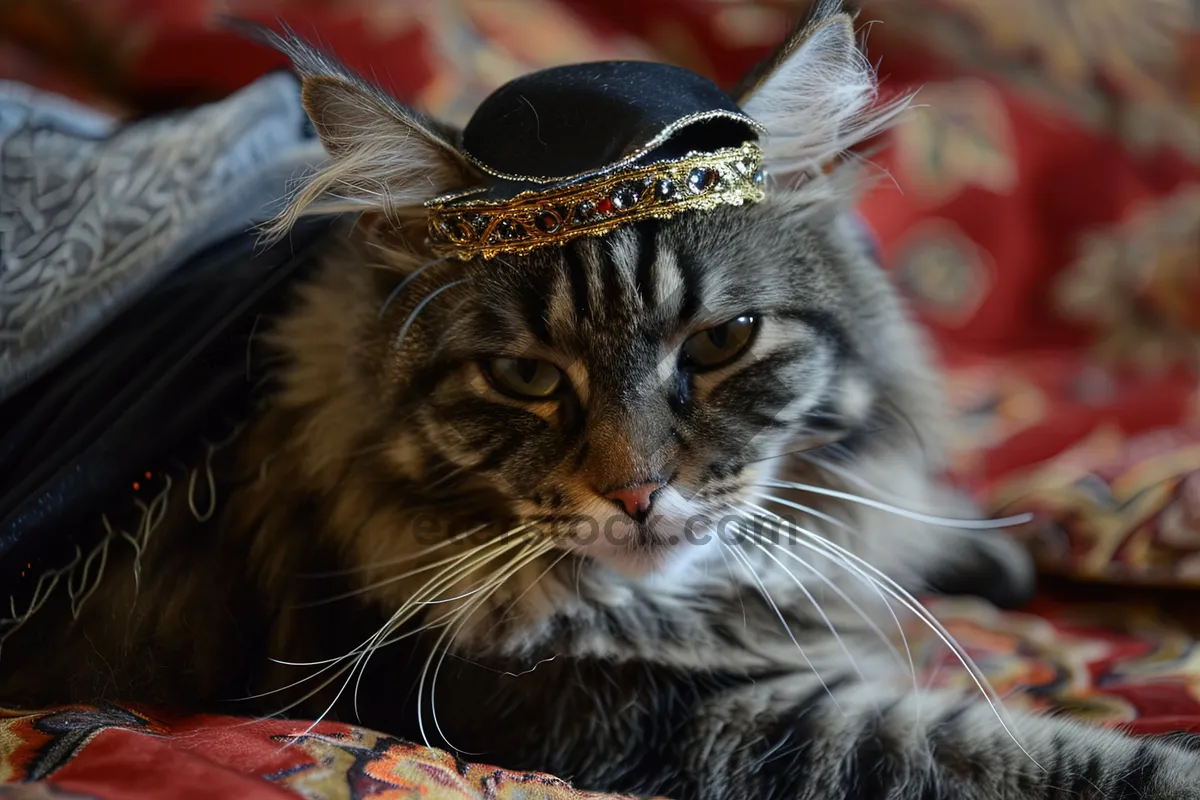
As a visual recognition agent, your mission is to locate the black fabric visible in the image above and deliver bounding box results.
[459,61,760,201]
[0,218,336,607]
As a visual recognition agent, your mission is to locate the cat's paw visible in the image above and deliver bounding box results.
[926,529,1036,610]
[1146,739,1200,799]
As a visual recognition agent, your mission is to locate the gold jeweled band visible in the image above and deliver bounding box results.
[425,141,766,261]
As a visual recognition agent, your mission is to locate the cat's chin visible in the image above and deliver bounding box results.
[563,521,720,583]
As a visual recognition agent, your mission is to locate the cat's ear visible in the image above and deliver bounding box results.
[235,22,477,239]
[733,0,906,185]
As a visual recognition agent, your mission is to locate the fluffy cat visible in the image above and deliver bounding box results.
[3,2,1200,798]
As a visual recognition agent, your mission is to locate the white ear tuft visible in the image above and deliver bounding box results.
[245,25,476,240]
[735,1,908,187]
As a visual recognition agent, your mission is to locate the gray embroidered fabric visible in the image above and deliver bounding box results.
[0,72,326,402]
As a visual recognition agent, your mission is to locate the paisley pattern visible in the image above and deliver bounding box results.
[890,80,1017,203]
[919,595,1200,735]
[892,218,994,327]
[992,426,1200,585]
[0,707,662,800]
[853,0,1200,159]
[0,72,320,400]
[269,730,649,800]
[1055,184,1200,371]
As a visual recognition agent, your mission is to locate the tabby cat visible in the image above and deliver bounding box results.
[3,2,1199,798]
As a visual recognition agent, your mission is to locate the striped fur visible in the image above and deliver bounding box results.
[2,3,1199,799]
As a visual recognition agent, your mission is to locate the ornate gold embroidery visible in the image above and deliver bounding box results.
[425,142,765,260]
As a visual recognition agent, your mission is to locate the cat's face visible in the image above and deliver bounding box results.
[264,6,927,583]
[374,200,880,578]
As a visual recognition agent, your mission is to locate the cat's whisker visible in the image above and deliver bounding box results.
[704,523,749,628]
[736,504,935,741]
[270,527,534,680]
[734,521,912,682]
[743,484,923,675]
[256,559,513,711]
[745,488,857,536]
[798,454,987,522]
[337,532,539,670]
[746,502,986,691]
[377,256,448,319]
[294,534,515,607]
[740,507,957,719]
[720,537,843,713]
[347,565,509,721]
[238,615,448,703]
[352,530,537,650]
[760,479,1032,530]
[394,279,467,350]
[491,549,570,632]
[345,529,545,719]
[425,464,469,491]
[572,552,585,599]
[875,396,933,468]
[742,535,872,689]
[279,531,542,738]
[735,435,858,470]
[298,522,491,579]
[417,538,558,751]
[743,502,1040,768]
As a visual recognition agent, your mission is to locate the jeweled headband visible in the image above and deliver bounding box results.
[424,61,769,261]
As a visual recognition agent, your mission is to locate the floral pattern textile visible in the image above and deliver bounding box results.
[2,0,1200,797]
[0,706,665,799]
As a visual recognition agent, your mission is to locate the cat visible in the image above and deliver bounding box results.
[3,2,1200,798]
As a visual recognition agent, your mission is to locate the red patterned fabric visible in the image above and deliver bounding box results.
[2,0,1200,797]
[0,707,662,799]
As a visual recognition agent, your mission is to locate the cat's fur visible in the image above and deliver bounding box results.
[3,2,1200,798]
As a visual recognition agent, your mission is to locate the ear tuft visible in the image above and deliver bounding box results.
[734,0,909,188]
[231,21,476,241]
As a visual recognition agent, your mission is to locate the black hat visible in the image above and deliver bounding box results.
[426,61,767,260]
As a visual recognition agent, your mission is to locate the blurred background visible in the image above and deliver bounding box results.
[1,0,1198,586]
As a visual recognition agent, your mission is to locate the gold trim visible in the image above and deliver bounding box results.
[426,141,766,261]
[460,110,768,185]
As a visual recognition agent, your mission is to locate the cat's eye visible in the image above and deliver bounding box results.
[681,314,758,371]
[484,358,563,399]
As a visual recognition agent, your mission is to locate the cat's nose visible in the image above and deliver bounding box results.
[603,481,665,522]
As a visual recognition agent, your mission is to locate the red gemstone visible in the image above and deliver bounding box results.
[595,198,613,214]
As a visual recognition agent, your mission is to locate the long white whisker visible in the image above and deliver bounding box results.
[799,455,1010,530]
[742,505,930,740]
[296,526,526,607]
[274,540,523,728]
[395,280,466,349]
[722,538,842,713]
[707,523,749,628]
[300,523,491,578]
[377,257,447,319]
[491,549,570,631]
[244,612,458,708]
[425,464,469,491]
[349,531,537,720]
[738,523,911,681]
[743,536,871,689]
[749,502,988,693]
[746,490,916,680]
[255,530,535,723]
[419,539,556,751]
[745,501,1041,769]
[761,479,1032,530]
[797,454,954,514]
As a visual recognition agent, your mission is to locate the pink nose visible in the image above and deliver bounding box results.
[603,481,665,518]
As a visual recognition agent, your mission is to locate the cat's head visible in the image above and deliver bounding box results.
[261,2,938,584]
